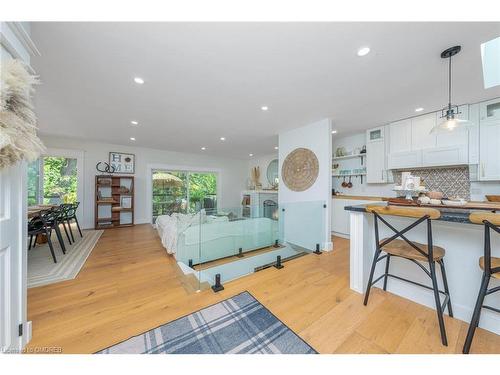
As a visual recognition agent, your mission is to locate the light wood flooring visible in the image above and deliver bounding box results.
[26,224,500,354]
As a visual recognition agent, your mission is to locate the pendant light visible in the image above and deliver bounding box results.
[430,45,472,133]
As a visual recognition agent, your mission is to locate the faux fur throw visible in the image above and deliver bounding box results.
[0,59,45,169]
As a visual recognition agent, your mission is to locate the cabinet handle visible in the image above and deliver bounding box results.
[481,162,485,177]
[381,170,384,181]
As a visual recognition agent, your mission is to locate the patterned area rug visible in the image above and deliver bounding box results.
[98,291,317,354]
[28,228,103,288]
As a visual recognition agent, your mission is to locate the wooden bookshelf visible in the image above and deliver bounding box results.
[95,175,135,229]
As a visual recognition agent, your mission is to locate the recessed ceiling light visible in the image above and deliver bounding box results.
[274,146,279,150]
[261,106,268,111]
[249,153,254,157]
[220,137,226,141]
[201,147,206,150]
[130,137,136,141]
[357,47,370,57]
[331,130,338,134]
[415,107,424,112]
[134,77,144,84]
[131,120,138,125]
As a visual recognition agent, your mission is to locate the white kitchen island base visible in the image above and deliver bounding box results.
[348,208,500,336]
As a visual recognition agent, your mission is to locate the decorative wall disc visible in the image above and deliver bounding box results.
[281,148,319,192]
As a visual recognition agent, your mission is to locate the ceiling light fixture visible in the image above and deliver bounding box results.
[274,146,279,150]
[431,45,472,133]
[249,153,254,157]
[130,137,136,141]
[415,108,424,112]
[201,147,206,151]
[134,77,144,84]
[220,137,226,141]
[261,106,268,111]
[357,47,370,57]
[331,130,337,134]
[131,120,139,125]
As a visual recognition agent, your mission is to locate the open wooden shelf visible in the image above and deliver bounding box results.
[95,175,135,229]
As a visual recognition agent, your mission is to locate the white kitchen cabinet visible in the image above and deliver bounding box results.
[479,119,500,181]
[366,126,386,183]
[331,198,383,237]
[388,119,412,153]
[388,150,422,169]
[479,97,500,123]
[421,145,468,167]
[412,113,437,150]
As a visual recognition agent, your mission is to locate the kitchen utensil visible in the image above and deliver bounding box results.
[341,177,347,187]
[347,176,353,188]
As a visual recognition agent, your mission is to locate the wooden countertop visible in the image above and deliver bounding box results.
[332,195,390,201]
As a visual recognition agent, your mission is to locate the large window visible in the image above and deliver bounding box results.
[152,170,217,222]
[27,156,78,206]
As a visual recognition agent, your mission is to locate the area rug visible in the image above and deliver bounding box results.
[98,291,317,354]
[28,228,103,288]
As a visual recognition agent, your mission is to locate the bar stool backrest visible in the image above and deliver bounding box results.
[366,205,441,261]
[469,212,500,275]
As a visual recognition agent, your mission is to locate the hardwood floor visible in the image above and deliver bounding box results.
[26,224,500,354]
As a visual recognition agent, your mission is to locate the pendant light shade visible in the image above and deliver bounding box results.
[430,45,472,134]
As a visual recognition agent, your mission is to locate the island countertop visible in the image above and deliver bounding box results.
[345,203,486,225]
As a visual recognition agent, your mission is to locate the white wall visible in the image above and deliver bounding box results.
[248,153,278,189]
[40,135,248,229]
[278,119,332,250]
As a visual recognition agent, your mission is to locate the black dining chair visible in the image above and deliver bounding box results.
[61,202,83,242]
[28,209,64,263]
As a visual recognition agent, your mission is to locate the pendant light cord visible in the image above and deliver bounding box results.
[448,55,452,110]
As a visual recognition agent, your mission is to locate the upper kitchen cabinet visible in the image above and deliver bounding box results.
[366,126,387,183]
[479,119,500,181]
[479,97,500,123]
[388,119,412,153]
[412,113,437,149]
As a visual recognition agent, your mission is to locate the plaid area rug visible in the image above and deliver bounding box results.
[98,291,316,354]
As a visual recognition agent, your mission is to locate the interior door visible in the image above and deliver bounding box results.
[0,163,28,352]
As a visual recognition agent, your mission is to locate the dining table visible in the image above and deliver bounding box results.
[27,204,57,219]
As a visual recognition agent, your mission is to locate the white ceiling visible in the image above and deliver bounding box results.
[31,22,500,158]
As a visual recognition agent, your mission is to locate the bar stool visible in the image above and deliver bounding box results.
[363,205,453,346]
[463,212,500,354]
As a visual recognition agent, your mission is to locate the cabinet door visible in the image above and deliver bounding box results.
[387,150,422,169]
[480,98,500,123]
[422,145,468,167]
[331,199,349,235]
[436,105,469,148]
[479,120,500,181]
[411,113,436,150]
[366,139,386,183]
[388,119,412,153]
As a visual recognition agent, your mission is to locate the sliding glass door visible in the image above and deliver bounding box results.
[27,156,78,206]
[152,170,217,222]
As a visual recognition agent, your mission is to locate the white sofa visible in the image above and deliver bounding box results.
[176,217,279,265]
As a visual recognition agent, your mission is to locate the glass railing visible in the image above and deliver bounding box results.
[174,200,326,292]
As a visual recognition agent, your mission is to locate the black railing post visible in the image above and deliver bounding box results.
[274,255,284,269]
[188,259,193,268]
[313,243,322,255]
[237,247,244,258]
[211,273,224,292]
[273,239,280,248]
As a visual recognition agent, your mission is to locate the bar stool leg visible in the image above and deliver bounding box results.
[439,259,453,317]
[463,272,490,354]
[363,247,382,306]
[383,254,391,291]
[429,260,448,346]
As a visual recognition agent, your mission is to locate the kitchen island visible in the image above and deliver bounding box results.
[345,202,500,335]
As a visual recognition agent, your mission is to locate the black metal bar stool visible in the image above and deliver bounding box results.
[463,212,500,354]
[363,205,453,346]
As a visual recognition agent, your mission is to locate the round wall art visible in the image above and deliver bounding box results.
[281,147,319,192]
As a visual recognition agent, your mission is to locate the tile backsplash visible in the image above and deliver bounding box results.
[394,166,470,200]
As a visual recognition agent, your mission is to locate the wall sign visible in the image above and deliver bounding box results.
[109,152,135,174]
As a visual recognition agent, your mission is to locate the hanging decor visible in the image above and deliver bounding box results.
[430,45,472,133]
[0,59,45,169]
[281,148,319,192]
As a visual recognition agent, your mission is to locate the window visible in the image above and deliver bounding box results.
[27,156,78,206]
[152,170,217,222]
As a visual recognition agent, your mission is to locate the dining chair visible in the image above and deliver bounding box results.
[61,202,83,242]
[28,210,62,263]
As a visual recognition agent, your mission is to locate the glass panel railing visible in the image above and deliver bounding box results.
[171,200,325,292]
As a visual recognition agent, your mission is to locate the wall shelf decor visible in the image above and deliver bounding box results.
[281,148,319,192]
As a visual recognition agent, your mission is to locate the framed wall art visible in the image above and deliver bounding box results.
[109,152,135,174]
